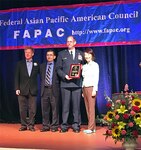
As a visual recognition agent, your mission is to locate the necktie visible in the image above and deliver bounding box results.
[45,63,52,86]
[27,60,32,76]
[70,51,73,59]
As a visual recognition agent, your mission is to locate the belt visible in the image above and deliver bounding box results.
[45,85,52,88]
[83,86,93,88]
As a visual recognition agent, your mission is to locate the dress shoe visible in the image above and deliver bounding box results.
[73,129,80,133]
[51,128,58,132]
[60,129,68,133]
[19,127,27,131]
[40,128,50,132]
[29,127,35,131]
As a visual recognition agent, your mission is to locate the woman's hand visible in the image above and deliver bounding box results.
[92,89,96,97]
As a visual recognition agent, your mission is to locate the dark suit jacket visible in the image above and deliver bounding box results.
[56,49,84,88]
[40,62,60,97]
[15,60,39,96]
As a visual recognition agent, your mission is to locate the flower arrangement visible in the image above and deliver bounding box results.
[104,84,141,143]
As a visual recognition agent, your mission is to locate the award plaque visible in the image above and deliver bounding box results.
[69,64,81,78]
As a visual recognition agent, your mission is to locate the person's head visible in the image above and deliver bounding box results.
[84,48,95,63]
[24,47,34,60]
[66,36,76,50]
[46,49,56,62]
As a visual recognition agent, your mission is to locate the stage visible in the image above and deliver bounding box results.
[0,124,141,150]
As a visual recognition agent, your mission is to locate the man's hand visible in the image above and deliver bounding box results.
[16,90,20,95]
[65,75,72,80]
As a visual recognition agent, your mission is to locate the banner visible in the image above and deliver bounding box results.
[0,1,141,50]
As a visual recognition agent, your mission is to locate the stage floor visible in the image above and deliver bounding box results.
[0,123,141,150]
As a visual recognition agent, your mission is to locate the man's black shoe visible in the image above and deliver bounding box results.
[51,128,58,132]
[73,129,80,133]
[29,127,35,131]
[60,129,68,133]
[40,128,50,132]
[19,127,27,131]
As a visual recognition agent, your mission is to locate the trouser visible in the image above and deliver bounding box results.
[18,93,36,127]
[41,86,59,129]
[83,87,96,130]
[61,87,81,130]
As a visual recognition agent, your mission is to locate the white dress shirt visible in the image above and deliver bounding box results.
[82,61,99,91]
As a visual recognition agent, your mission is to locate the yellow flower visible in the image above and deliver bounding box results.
[134,112,141,119]
[134,118,141,127]
[112,126,121,138]
[117,105,128,114]
[117,121,126,130]
[132,99,141,108]
[106,111,115,122]
[134,113,141,127]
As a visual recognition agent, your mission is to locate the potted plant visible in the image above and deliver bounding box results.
[104,85,141,150]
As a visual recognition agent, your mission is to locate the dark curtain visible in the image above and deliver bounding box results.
[0,45,141,123]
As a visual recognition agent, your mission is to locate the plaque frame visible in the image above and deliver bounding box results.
[69,64,81,78]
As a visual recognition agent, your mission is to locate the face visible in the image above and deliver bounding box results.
[46,51,56,62]
[84,52,93,63]
[24,48,34,60]
[66,36,76,50]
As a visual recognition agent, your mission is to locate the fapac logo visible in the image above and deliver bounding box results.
[13,28,65,39]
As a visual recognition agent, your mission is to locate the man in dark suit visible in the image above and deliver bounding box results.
[40,50,60,132]
[15,47,39,131]
[56,36,84,133]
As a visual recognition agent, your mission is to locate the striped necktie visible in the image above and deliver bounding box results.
[45,63,52,86]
